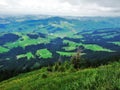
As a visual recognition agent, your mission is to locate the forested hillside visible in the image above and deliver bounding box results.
[0,60,119,90]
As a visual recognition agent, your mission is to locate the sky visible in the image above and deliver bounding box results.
[0,0,120,16]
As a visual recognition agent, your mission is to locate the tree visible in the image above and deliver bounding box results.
[53,56,62,72]
[71,47,82,69]
[58,56,62,65]
[47,65,52,72]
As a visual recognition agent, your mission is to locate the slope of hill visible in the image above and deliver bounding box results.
[0,61,119,90]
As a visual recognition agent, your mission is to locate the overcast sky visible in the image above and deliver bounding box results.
[0,0,120,16]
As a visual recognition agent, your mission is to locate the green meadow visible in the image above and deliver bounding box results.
[56,51,76,56]
[63,40,113,52]
[36,49,52,59]
[0,46,9,53]
[4,34,51,49]
[111,42,120,46]
[17,52,35,60]
[0,61,119,90]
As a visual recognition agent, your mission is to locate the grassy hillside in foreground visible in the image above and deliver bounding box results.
[0,61,120,90]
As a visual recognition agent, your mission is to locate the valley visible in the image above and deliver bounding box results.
[0,16,120,71]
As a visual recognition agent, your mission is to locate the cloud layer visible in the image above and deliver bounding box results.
[0,0,120,16]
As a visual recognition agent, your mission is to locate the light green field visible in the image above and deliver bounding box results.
[17,52,35,60]
[71,34,83,39]
[53,32,75,38]
[102,34,118,39]
[63,40,82,51]
[0,46,9,53]
[36,49,52,59]
[84,44,113,52]
[4,34,51,49]
[56,51,76,56]
[57,51,85,57]
[103,35,115,39]
[63,40,82,47]
[111,42,120,46]
[49,21,74,29]
[63,40,113,52]
[80,31,93,34]
[63,46,77,51]
[48,21,76,38]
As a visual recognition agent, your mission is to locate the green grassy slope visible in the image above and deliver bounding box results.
[0,61,120,90]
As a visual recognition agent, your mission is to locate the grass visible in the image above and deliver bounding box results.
[70,34,83,39]
[56,51,76,56]
[63,40,81,51]
[49,21,74,29]
[48,21,76,38]
[17,52,35,60]
[17,49,53,60]
[84,44,113,52]
[62,46,77,51]
[63,40,113,52]
[0,46,9,53]
[36,49,52,59]
[111,42,120,46]
[102,33,119,39]
[4,34,51,49]
[0,61,119,90]
[56,51,85,57]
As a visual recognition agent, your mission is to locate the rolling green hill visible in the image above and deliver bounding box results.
[0,61,119,90]
[0,16,120,72]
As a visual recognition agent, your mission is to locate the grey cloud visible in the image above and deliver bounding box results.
[62,0,120,7]
[0,0,120,16]
[89,0,120,8]
[110,8,120,13]
[60,0,120,14]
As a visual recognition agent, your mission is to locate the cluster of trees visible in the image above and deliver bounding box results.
[47,47,120,73]
[0,67,31,82]
[47,48,87,72]
[0,69,20,81]
[0,47,120,82]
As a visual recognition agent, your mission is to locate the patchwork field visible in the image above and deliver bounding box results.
[0,16,120,71]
